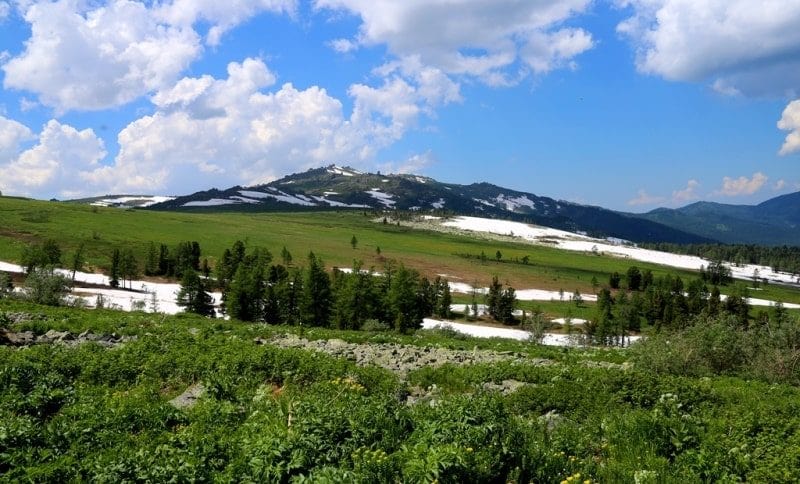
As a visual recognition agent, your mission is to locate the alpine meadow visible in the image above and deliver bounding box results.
[2,1,800,482]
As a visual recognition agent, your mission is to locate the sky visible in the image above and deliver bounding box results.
[0,0,798,212]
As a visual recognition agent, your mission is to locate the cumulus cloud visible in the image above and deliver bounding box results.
[0,119,106,198]
[672,179,699,203]
[378,150,436,175]
[0,1,10,20]
[2,0,294,112]
[714,172,768,197]
[78,57,456,194]
[773,179,787,191]
[627,189,665,206]
[316,0,595,84]
[778,99,800,155]
[617,0,800,98]
[154,0,296,46]
[0,115,35,162]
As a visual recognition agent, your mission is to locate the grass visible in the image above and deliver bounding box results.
[2,298,800,482]
[1,196,799,305]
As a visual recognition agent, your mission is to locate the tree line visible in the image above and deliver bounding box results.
[640,242,800,277]
[209,241,452,331]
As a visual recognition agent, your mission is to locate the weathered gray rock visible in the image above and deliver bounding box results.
[257,334,553,379]
[482,379,527,395]
[169,383,206,410]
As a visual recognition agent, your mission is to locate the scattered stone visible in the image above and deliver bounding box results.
[169,383,206,409]
[257,334,554,379]
[538,410,563,432]
[0,330,137,348]
[482,379,527,395]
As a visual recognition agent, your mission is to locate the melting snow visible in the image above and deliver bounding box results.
[365,189,396,207]
[495,194,536,211]
[442,216,800,286]
[431,198,446,209]
[473,198,496,207]
[90,196,174,208]
[422,319,640,346]
[183,198,240,207]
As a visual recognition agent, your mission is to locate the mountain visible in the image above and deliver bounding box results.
[633,191,800,246]
[148,165,711,244]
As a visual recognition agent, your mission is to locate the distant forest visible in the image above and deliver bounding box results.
[639,243,800,275]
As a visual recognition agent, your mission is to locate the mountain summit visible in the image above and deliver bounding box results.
[149,165,711,244]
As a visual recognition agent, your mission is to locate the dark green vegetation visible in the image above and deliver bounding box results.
[2,300,800,482]
[641,242,800,277]
[635,191,800,246]
[150,165,712,244]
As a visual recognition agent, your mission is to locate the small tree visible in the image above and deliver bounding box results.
[626,266,642,291]
[572,289,583,307]
[177,270,216,317]
[591,276,599,294]
[70,243,86,283]
[521,255,530,265]
[350,235,358,249]
[281,246,293,266]
[110,249,121,288]
[609,272,622,289]
[24,268,71,306]
[0,272,13,298]
[495,250,502,261]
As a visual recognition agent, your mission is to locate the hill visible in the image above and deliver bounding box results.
[634,191,800,246]
[149,165,711,244]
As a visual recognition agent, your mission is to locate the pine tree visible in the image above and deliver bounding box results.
[281,246,292,266]
[486,276,503,320]
[110,249,121,288]
[119,249,139,289]
[300,252,331,326]
[389,265,421,332]
[145,242,158,276]
[177,270,215,317]
[626,266,642,291]
[350,235,358,249]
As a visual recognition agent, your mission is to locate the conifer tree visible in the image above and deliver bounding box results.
[177,270,215,317]
[110,249,121,288]
[300,252,331,326]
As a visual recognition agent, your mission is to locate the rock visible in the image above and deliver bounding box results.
[169,383,206,410]
[482,379,527,395]
[5,331,35,345]
[538,410,563,432]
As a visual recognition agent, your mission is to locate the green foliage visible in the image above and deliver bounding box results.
[23,269,71,306]
[176,270,215,317]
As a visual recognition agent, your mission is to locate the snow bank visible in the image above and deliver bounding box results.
[441,216,800,286]
[365,189,396,208]
[422,318,640,347]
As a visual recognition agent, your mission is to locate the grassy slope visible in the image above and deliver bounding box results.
[1,196,799,305]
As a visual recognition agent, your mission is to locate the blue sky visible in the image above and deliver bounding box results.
[0,0,798,211]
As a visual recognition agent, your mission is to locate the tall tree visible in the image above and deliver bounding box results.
[70,243,86,283]
[300,252,332,326]
[626,266,642,291]
[388,265,421,332]
[109,249,121,288]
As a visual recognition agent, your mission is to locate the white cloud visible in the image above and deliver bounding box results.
[316,0,594,84]
[154,0,296,46]
[379,151,436,175]
[617,0,800,98]
[714,172,768,197]
[778,99,800,155]
[773,179,787,191]
[0,119,106,198]
[627,189,665,206]
[2,0,295,112]
[0,115,35,163]
[3,0,200,112]
[672,179,699,203]
[79,58,454,194]
[0,1,10,20]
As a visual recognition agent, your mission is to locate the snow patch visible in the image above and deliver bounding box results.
[431,198,445,209]
[90,195,174,208]
[183,198,239,207]
[365,189,396,207]
[495,194,536,211]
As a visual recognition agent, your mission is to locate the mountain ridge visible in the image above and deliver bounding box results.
[147,165,714,244]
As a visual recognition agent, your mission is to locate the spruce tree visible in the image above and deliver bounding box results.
[110,249,121,288]
[177,270,215,317]
[300,252,331,326]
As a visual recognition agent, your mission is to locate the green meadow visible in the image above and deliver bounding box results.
[2,196,799,306]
